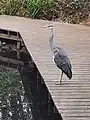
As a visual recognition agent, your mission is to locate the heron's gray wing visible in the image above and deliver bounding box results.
[61,56,72,79]
[57,47,72,69]
[54,53,63,69]
[54,52,72,79]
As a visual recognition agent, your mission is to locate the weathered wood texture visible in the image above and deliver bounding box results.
[0,15,90,120]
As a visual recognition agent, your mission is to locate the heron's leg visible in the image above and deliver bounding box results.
[60,71,63,84]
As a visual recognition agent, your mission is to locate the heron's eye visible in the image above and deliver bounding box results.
[54,49,59,53]
[54,50,58,53]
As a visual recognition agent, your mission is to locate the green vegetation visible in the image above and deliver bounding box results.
[0,66,33,120]
[27,0,43,18]
[0,0,90,23]
[27,0,56,19]
[0,66,22,97]
[0,0,58,20]
[58,0,90,23]
[0,0,29,17]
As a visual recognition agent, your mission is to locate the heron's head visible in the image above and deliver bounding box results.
[41,24,53,29]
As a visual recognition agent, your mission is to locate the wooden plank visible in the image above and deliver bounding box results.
[0,33,20,41]
[0,15,90,120]
[0,28,23,42]
[0,48,30,61]
[0,56,24,66]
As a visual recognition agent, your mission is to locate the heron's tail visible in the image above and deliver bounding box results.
[66,67,72,80]
[62,65,72,80]
[67,68,72,79]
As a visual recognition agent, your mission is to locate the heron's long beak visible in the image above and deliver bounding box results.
[41,25,47,28]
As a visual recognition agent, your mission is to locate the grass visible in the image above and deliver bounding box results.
[57,0,90,24]
[0,0,58,20]
[0,0,90,24]
[0,0,90,23]
[0,65,33,120]
[0,0,29,17]
[27,0,43,18]
[0,65,22,97]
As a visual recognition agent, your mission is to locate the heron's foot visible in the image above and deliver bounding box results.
[55,82,62,85]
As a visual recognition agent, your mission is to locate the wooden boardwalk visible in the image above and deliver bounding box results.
[0,15,90,120]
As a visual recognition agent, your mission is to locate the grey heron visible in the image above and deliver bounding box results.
[42,24,72,84]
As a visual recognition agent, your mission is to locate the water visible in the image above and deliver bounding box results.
[0,65,33,120]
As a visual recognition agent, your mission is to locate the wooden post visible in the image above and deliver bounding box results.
[17,42,20,59]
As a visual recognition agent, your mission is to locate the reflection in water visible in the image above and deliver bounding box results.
[0,65,33,120]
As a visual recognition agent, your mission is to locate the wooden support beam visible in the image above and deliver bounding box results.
[0,28,23,43]
[0,56,24,66]
[17,42,20,50]
[0,33,21,42]
[17,41,21,59]
[0,47,30,61]
[17,51,20,59]
[19,64,62,120]
[8,30,10,37]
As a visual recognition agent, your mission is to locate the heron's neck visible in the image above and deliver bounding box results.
[49,28,55,53]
